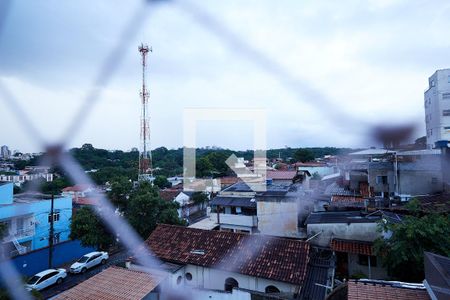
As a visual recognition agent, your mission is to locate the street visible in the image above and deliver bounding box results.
[40,250,129,299]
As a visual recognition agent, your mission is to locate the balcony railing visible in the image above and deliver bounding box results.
[210,213,257,227]
[7,227,35,241]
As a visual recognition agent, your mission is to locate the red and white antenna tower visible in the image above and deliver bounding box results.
[138,43,153,182]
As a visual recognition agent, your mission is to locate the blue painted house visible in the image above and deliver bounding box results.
[0,182,72,257]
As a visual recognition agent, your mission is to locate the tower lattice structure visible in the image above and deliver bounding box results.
[138,43,153,181]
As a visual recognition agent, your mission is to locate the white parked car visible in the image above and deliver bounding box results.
[70,251,109,274]
[25,268,67,291]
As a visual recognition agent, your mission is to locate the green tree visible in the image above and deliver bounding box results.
[153,175,171,189]
[192,192,208,204]
[125,182,183,238]
[22,176,71,195]
[293,148,315,163]
[196,157,214,178]
[70,207,113,250]
[374,204,450,282]
[108,176,133,211]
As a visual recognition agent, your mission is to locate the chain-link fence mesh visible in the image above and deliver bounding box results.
[0,0,446,299]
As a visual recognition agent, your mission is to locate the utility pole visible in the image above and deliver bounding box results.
[48,193,54,269]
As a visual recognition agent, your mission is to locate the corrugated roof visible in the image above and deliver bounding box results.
[299,249,334,300]
[324,183,357,196]
[305,211,381,224]
[143,224,310,285]
[210,196,256,208]
[349,149,396,156]
[56,266,165,300]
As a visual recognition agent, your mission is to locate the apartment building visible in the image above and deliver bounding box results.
[425,68,450,148]
[0,183,72,257]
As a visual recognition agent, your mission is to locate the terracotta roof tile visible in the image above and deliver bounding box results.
[56,266,165,300]
[143,224,310,285]
[347,281,430,300]
[218,176,241,186]
[74,197,98,206]
[159,189,181,201]
[62,184,94,192]
[331,239,373,256]
[331,196,365,203]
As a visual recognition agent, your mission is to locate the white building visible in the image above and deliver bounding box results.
[133,224,311,298]
[1,145,10,159]
[424,68,450,148]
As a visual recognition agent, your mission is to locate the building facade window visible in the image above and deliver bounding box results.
[176,275,182,285]
[265,285,280,293]
[376,176,388,184]
[185,272,192,281]
[443,110,450,116]
[48,212,60,223]
[224,277,239,292]
[358,255,377,267]
[443,93,450,100]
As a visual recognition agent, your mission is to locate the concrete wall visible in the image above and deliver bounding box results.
[257,200,298,237]
[398,170,443,195]
[368,168,395,195]
[133,263,298,297]
[190,288,252,300]
[179,264,298,294]
[0,183,13,205]
[4,239,95,276]
[348,253,388,280]
[307,223,380,247]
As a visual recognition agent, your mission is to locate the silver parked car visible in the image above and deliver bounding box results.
[70,251,109,274]
[25,268,67,291]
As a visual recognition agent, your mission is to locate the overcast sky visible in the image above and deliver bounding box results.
[1,0,450,152]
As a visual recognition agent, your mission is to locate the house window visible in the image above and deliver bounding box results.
[265,285,280,293]
[448,75,450,83]
[443,110,450,116]
[224,277,239,292]
[358,255,377,267]
[48,212,60,223]
[444,127,450,131]
[185,273,192,281]
[443,93,450,100]
[431,177,438,184]
[176,276,182,285]
[430,80,435,87]
[376,176,388,184]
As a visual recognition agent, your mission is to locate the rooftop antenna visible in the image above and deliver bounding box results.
[138,43,153,182]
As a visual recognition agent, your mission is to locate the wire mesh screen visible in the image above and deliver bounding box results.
[0,0,448,299]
